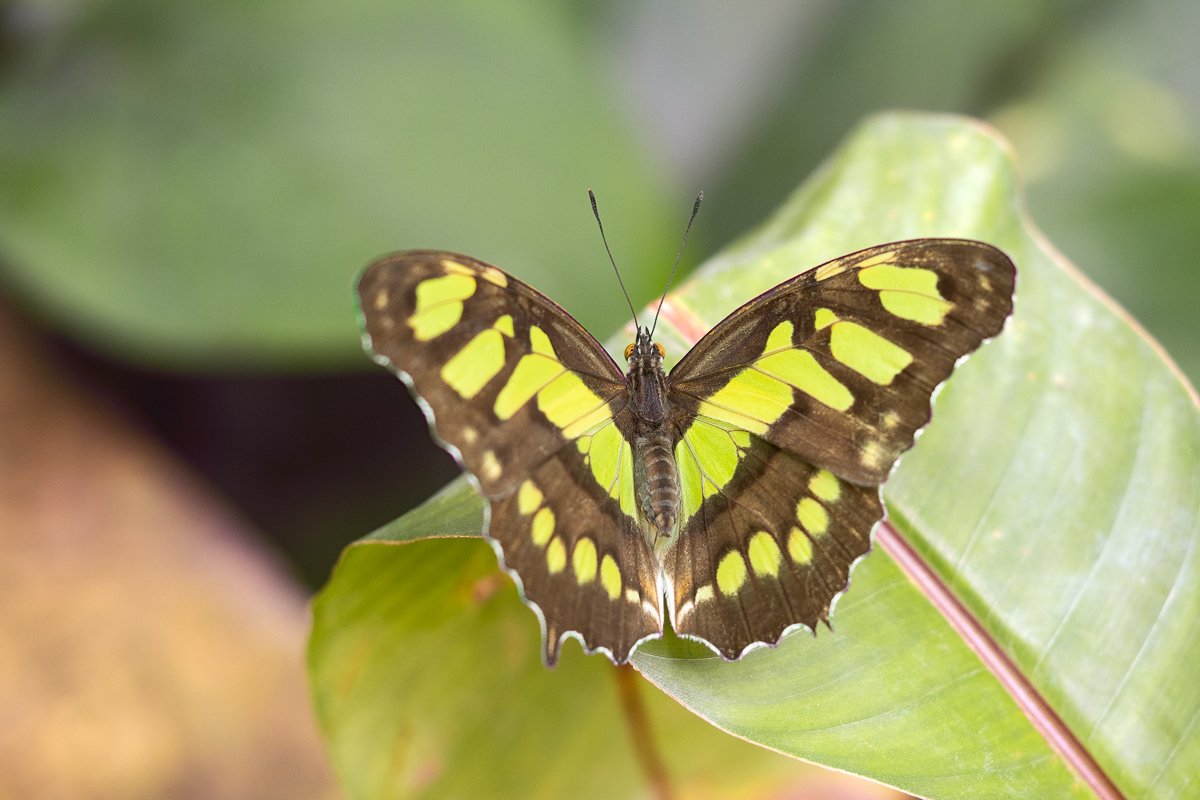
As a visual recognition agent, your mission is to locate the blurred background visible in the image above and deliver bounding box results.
[0,0,1197,798]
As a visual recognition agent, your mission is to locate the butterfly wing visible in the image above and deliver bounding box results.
[359,251,662,664]
[664,239,1016,657]
[665,424,881,658]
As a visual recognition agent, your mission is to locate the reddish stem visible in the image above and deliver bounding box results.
[612,663,676,800]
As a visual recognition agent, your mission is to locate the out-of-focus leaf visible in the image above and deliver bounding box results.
[311,114,1200,798]
[0,0,675,370]
[703,0,1081,252]
[988,0,1200,387]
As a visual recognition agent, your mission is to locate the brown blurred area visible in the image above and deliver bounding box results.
[0,299,340,799]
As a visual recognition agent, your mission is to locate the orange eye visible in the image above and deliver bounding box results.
[624,343,636,359]
[654,343,665,357]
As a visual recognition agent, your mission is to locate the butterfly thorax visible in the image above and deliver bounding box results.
[625,329,679,546]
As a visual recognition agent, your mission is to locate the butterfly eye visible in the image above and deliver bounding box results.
[624,343,637,360]
[654,343,665,358]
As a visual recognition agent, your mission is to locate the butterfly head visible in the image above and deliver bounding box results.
[624,328,665,365]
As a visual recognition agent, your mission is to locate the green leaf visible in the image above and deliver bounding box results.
[0,0,674,371]
[634,112,1200,799]
[309,113,1200,798]
[309,499,821,799]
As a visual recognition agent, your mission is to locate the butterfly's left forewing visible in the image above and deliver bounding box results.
[359,251,661,664]
[669,239,1015,485]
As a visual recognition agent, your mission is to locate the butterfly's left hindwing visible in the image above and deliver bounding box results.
[358,252,661,664]
[665,423,881,658]
[489,440,663,664]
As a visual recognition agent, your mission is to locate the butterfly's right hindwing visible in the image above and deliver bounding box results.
[489,437,663,664]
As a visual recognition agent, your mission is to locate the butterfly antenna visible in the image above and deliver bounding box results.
[590,189,640,333]
[649,191,703,339]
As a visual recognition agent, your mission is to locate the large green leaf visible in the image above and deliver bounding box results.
[310,480,823,799]
[635,112,1200,799]
[309,114,1200,798]
[0,0,675,370]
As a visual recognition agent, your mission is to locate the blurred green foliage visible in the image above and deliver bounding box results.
[0,0,679,370]
[0,0,1196,382]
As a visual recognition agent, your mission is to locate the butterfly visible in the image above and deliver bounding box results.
[357,235,1015,665]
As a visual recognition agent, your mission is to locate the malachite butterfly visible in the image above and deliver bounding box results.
[357,235,1015,664]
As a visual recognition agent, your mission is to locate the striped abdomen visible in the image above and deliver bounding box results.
[634,427,679,540]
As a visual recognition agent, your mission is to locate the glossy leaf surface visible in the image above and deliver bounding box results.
[633,113,1198,799]
[311,114,1200,798]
